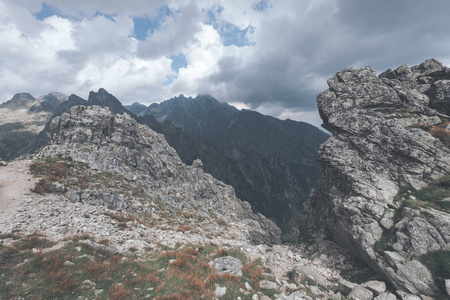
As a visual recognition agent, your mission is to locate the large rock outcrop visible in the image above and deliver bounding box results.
[38,105,282,244]
[303,59,450,296]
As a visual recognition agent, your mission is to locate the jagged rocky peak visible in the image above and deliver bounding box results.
[39,105,281,244]
[30,91,68,113]
[303,58,450,296]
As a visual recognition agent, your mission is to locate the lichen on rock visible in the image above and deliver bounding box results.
[302,58,450,296]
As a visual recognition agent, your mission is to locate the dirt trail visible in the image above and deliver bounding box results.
[0,160,37,224]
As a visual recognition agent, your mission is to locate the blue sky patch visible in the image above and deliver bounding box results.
[252,0,270,12]
[35,3,58,20]
[133,5,173,41]
[220,23,254,47]
[169,53,188,72]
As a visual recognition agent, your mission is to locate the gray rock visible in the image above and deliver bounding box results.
[290,264,327,286]
[38,105,281,244]
[259,280,277,290]
[0,161,6,166]
[214,286,227,298]
[63,260,75,266]
[396,290,421,300]
[362,280,386,295]
[348,285,374,300]
[374,292,397,300]
[275,290,307,300]
[309,285,322,295]
[338,279,356,295]
[302,59,450,297]
[446,279,450,296]
[211,256,243,277]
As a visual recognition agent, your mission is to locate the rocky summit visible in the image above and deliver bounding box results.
[303,58,450,297]
[39,105,281,245]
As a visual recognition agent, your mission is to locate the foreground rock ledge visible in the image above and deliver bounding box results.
[302,58,450,296]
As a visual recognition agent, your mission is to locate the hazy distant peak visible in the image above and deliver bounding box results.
[0,93,36,110]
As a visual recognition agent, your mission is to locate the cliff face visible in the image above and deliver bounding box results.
[303,59,450,296]
[39,105,281,244]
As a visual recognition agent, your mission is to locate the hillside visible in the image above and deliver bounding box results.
[0,104,372,300]
[127,95,329,236]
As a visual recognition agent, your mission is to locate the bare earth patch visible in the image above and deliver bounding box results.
[0,160,37,229]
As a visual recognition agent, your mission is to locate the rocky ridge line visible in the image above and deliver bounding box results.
[303,58,450,297]
[38,105,282,245]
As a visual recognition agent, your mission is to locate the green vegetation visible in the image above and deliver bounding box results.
[373,230,395,253]
[0,234,275,300]
[396,174,450,213]
[419,250,450,296]
[340,257,380,284]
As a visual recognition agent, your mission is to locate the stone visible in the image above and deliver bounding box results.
[309,285,321,295]
[38,105,281,244]
[290,264,327,286]
[285,283,297,290]
[362,280,386,295]
[374,292,397,300]
[211,256,243,277]
[214,286,227,298]
[338,279,356,295]
[63,260,75,266]
[0,161,6,166]
[446,279,450,296]
[259,280,277,290]
[302,59,450,297]
[397,290,421,300]
[82,280,95,286]
[348,285,374,300]
[245,282,252,291]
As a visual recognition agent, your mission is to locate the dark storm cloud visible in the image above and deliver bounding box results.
[199,0,450,111]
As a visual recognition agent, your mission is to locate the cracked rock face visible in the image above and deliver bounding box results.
[303,59,450,296]
[38,105,281,244]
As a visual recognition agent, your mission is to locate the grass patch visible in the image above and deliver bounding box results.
[340,257,379,284]
[395,174,450,213]
[374,230,395,253]
[0,232,273,299]
[419,250,450,296]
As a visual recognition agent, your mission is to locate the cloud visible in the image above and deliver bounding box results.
[1,0,450,129]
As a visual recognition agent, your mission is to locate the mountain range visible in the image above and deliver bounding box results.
[1,58,450,298]
[0,89,328,238]
[126,94,329,235]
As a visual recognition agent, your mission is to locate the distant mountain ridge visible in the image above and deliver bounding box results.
[127,94,329,236]
[1,89,328,237]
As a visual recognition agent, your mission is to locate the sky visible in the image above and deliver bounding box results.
[1,0,450,128]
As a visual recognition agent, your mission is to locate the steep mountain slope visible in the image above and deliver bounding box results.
[38,105,281,245]
[127,95,329,236]
[302,59,450,297]
[0,91,67,160]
